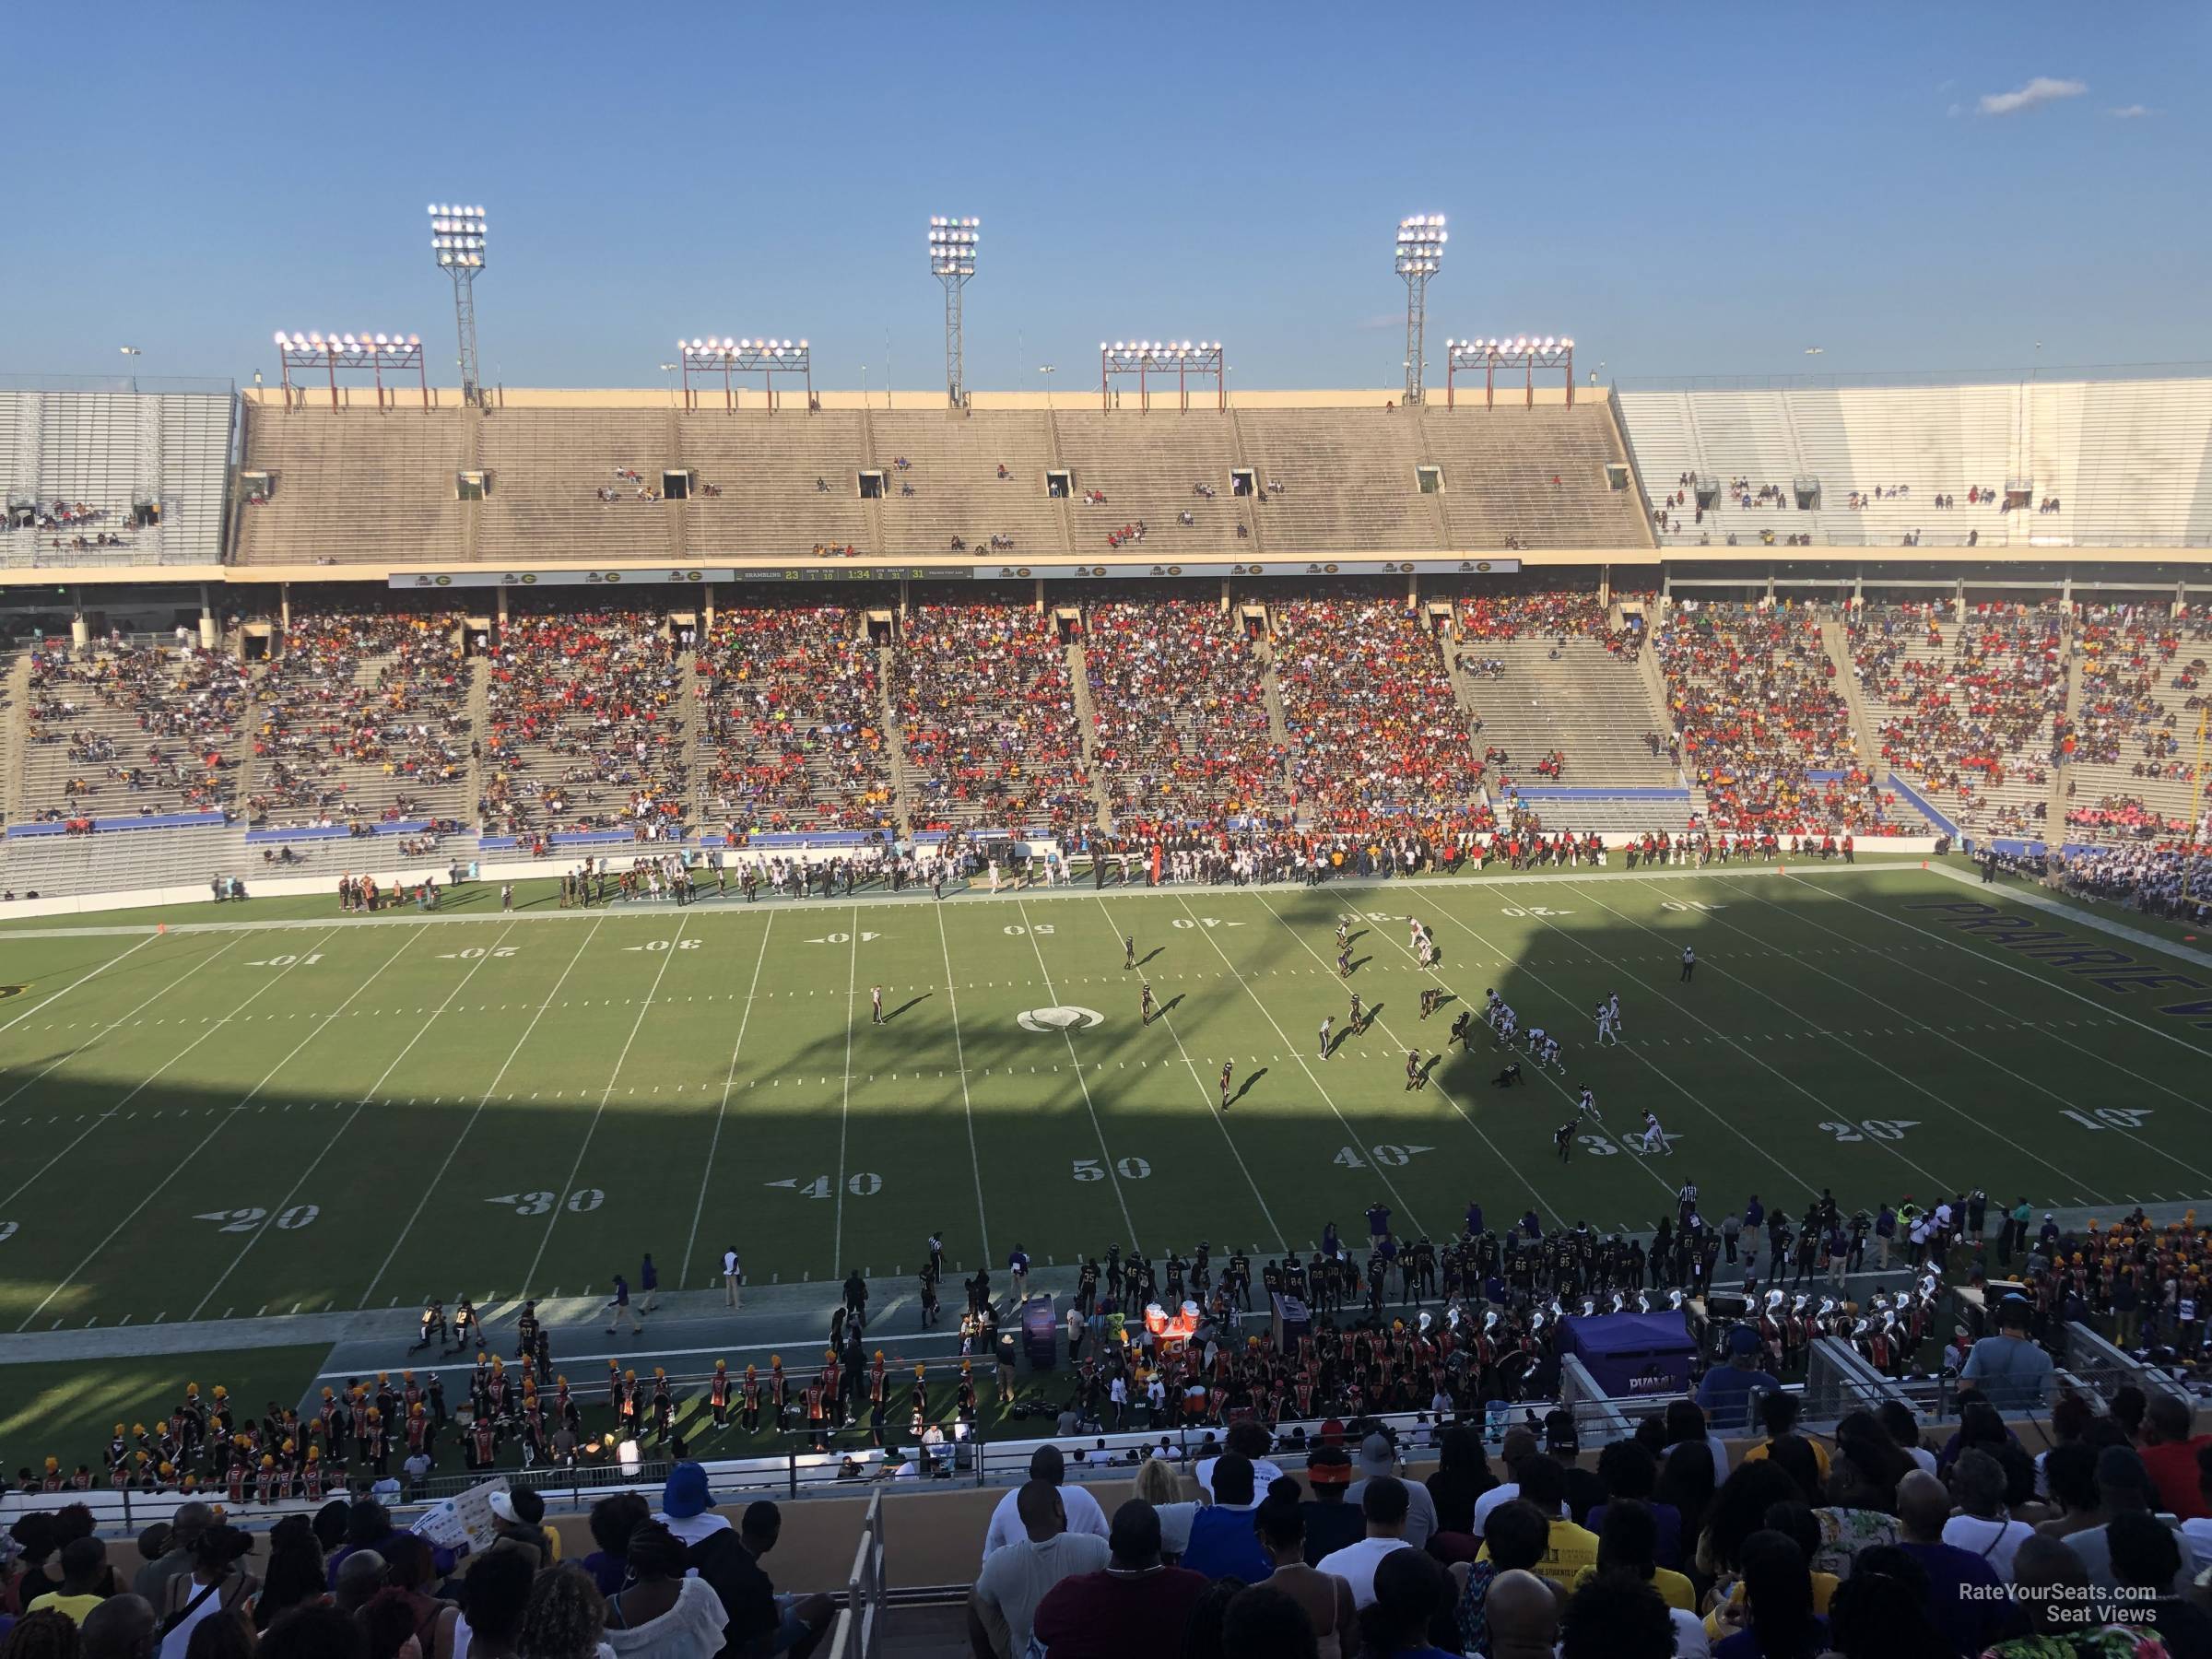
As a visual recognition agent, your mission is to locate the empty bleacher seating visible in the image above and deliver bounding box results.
[1,390,233,568]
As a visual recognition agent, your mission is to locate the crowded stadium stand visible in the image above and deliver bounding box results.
[0,387,234,568]
[479,603,691,838]
[892,590,1092,831]
[1847,602,2066,842]
[2059,600,2212,843]
[247,601,476,830]
[1618,372,2212,549]
[1079,591,1288,828]
[697,601,896,832]
[20,638,246,822]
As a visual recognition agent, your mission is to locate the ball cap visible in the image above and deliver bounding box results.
[661,1461,720,1520]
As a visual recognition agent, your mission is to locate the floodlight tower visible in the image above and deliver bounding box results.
[928,217,980,407]
[1395,214,1446,406]
[428,203,488,404]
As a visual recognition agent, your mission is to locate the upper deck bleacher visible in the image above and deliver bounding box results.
[2,389,234,569]
[224,392,1657,568]
[1618,372,2212,551]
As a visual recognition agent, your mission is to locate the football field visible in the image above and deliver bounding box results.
[1,857,2208,1336]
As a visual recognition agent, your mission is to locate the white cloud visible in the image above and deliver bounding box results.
[1936,78,1956,92]
[1947,102,1963,119]
[1977,76,2088,116]
[2108,104,2154,119]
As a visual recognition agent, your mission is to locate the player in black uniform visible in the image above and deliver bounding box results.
[1124,934,1135,971]
[1449,1008,1473,1049]
[1405,1050,1426,1091]
[1140,982,1155,1025]
[1555,1122,1575,1161]
[1419,986,1441,1020]
[1219,1061,1233,1112]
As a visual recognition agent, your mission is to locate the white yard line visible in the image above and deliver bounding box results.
[0,933,157,1038]
[184,923,516,1321]
[1251,894,1603,1223]
[1562,880,2065,1197]
[521,915,692,1296]
[1783,869,2212,1101]
[1091,897,1288,1255]
[15,929,347,1331]
[358,918,606,1306]
[1171,895,1430,1237]
[1422,894,1827,1203]
[0,930,254,1158]
[1012,899,1139,1251]
[833,907,859,1271]
[679,911,778,1288]
[934,903,994,1267]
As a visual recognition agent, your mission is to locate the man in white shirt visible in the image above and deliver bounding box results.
[1345,1432,1438,1550]
[1315,1476,1414,1607]
[970,1481,1111,1659]
[1941,1451,2034,1580]
[981,1444,1110,1559]
[1195,1422,1283,1499]
[723,1245,743,1309]
[1470,1429,1542,1537]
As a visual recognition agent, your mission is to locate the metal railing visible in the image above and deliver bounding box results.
[824,1493,888,1659]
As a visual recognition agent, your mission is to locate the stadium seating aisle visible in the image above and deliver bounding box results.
[21,639,246,823]
[893,594,1092,831]
[1270,584,1483,827]
[1659,602,1900,833]
[1848,603,2065,841]
[1080,594,1288,829]
[249,606,475,829]
[480,606,689,837]
[697,603,895,833]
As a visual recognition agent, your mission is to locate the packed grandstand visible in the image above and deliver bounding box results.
[1,373,2208,914]
[4,371,2212,1659]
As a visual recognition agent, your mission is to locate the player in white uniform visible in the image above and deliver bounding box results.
[1524,1023,1547,1055]
[1640,1111,1670,1155]
[1495,1010,1517,1046]
[1607,992,1624,1030]
[1537,1034,1563,1073]
[1483,989,1503,1029]
[1576,1085,1601,1120]
[1318,1017,1333,1061]
[1595,1000,1621,1046]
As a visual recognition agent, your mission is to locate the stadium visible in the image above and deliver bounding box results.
[2,20,2210,1658]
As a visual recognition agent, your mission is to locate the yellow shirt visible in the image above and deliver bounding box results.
[1479,1518,1601,1589]
[1740,1435,1832,1481]
[1571,1563,1697,1611]
[28,1592,104,1626]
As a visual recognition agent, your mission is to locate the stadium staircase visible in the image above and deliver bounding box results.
[1064,634,1116,833]
[2,652,29,824]
[1819,619,1878,773]
[678,648,706,822]
[877,644,913,834]
[1454,638,1680,793]
[464,660,491,826]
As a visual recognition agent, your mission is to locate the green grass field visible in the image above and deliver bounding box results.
[3,857,2208,1341]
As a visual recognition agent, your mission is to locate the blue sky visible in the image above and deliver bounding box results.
[8,1,2206,390]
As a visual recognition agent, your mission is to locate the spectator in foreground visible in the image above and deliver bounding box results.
[3,1612,83,1659]
[603,1521,727,1658]
[516,1565,606,1659]
[1984,1535,2159,1659]
[1943,1449,2035,1580]
[1820,1553,1952,1659]
[151,1524,257,1655]
[1347,1433,1438,1552]
[969,1481,1110,1659]
[1316,1477,1415,1608]
[1958,1296,2053,1410]
[2137,1393,2210,1523]
[1426,1426,1497,1540]
[1131,1456,1203,1561]
[1030,1500,1209,1659]
[2105,1511,2212,1659]
[1486,1457,1597,1589]
[1561,1569,1677,1659]
[1452,1500,1552,1656]
[1485,1566,1561,1659]
[26,1539,112,1627]
[1218,1583,1319,1659]
[451,1542,537,1659]
[1250,1483,1355,1656]
[1181,1454,1272,1583]
[1354,1548,1456,1659]
[982,1445,1109,1559]
[257,1605,367,1659]
[582,1493,653,1597]
[134,1502,211,1605]
[79,1595,159,1659]
[1300,1446,1365,1566]
[2062,1448,2201,1594]
[1893,1473,2008,1654]
[1712,1531,1825,1659]
[1697,1328,1781,1435]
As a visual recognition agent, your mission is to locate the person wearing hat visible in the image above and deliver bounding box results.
[655,1468,831,1657]
[982,1445,1110,1559]
[488,1487,556,1570]
[1298,1444,1365,1567]
[1959,1295,2053,1411]
[1696,1326,1783,1434]
[1346,1431,1438,1551]
[132,1500,210,1605]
